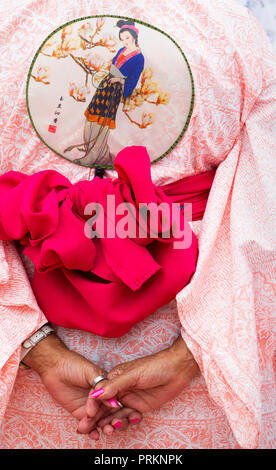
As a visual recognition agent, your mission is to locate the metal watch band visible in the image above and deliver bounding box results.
[22,324,55,349]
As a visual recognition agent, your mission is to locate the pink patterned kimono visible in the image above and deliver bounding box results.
[0,0,275,449]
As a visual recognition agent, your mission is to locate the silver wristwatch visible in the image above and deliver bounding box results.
[19,324,55,369]
[22,324,55,349]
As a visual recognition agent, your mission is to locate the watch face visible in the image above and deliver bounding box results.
[26,15,194,169]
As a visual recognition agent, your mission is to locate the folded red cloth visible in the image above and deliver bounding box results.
[0,146,215,337]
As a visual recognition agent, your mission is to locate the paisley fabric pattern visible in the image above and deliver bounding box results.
[0,0,275,449]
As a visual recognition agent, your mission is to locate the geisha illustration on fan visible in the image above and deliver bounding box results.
[71,20,145,166]
[26,15,193,169]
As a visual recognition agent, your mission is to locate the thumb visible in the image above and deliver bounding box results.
[82,360,106,390]
[91,367,138,402]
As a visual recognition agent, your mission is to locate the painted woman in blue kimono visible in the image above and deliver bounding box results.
[74,20,145,167]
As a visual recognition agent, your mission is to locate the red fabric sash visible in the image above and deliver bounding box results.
[0,146,216,337]
[160,168,216,221]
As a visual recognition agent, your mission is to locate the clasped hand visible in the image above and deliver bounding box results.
[80,335,198,439]
[23,334,198,441]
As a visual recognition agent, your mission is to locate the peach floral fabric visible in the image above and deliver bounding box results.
[0,0,275,449]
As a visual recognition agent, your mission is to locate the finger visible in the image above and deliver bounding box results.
[96,407,142,428]
[101,418,127,435]
[94,394,123,410]
[97,407,132,427]
[87,379,110,416]
[82,396,116,434]
[102,424,115,436]
[86,393,101,418]
[103,415,139,434]
[89,386,123,410]
[77,414,96,434]
[90,371,137,403]
[76,415,100,440]
[110,417,128,431]
[88,428,100,441]
[72,403,91,422]
[128,411,142,426]
[90,402,118,425]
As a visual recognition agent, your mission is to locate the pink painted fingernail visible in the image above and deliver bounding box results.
[113,421,122,429]
[108,398,119,407]
[130,418,139,424]
[89,388,104,398]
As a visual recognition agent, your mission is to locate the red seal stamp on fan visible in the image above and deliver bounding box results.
[26,15,194,169]
[48,124,57,133]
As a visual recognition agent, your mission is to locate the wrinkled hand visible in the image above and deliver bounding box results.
[89,336,199,430]
[23,334,142,439]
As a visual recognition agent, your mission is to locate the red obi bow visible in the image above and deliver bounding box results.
[0,146,215,336]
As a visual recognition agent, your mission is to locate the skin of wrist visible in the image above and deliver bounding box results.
[165,335,197,373]
[22,333,69,377]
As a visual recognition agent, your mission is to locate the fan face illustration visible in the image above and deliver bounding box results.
[26,15,194,169]
[92,70,108,89]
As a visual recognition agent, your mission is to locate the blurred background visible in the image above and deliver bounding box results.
[235,0,276,52]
